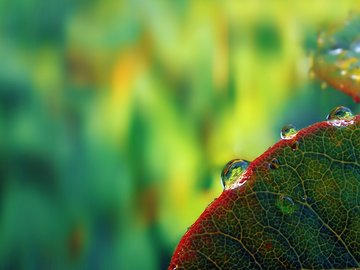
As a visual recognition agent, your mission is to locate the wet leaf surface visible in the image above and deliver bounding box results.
[169,115,360,269]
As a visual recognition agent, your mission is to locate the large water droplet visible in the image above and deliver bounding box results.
[280,124,297,140]
[276,195,297,214]
[269,158,280,170]
[326,106,354,126]
[221,159,250,190]
[326,106,354,121]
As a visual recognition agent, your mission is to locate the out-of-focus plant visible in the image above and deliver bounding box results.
[0,1,360,269]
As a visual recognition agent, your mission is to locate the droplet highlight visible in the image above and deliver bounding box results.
[221,159,250,190]
[276,195,297,214]
[280,124,297,140]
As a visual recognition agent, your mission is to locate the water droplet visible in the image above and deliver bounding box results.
[280,124,297,140]
[326,106,354,121]
[326,106,354,127]
[328,47,343,55]
[221,159,250,190]
[277,195,297,214]
[268,158,280,170]
[291,141,299,151]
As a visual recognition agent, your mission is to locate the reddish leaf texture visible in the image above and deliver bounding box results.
[169,115,360,269]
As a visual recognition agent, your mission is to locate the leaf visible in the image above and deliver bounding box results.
[313,15,360,102]
[169,114,360,269]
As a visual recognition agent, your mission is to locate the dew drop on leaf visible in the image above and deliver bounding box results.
[280,124,297,140]
[221,159,250,190]
[268,158,280,170]
[277,195,297,214]
[326,106,354,120]
[291,141,299,151]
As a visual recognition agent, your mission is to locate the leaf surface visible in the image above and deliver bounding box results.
[313,16,360,102]
[169,115,360,269]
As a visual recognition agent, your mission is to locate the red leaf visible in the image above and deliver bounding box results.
[169,113,360,269]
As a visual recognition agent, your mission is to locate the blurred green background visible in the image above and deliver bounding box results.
[1,0,360,269]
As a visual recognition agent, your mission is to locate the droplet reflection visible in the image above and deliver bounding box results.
[326,106,354,121]
[280,124,297,140]
[326,106,354,126]
[221,159,250,190]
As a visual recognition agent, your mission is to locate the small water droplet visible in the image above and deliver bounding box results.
[221,159,250,190]
[326,106,354,121]
[291,141,299,151]
[280,124,297,140]
[277,195,297,214]
[268,158,280,170]
[328,47,343,55]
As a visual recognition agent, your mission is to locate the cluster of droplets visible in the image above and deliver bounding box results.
[220,106,355,191]
[220,159,250,190]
